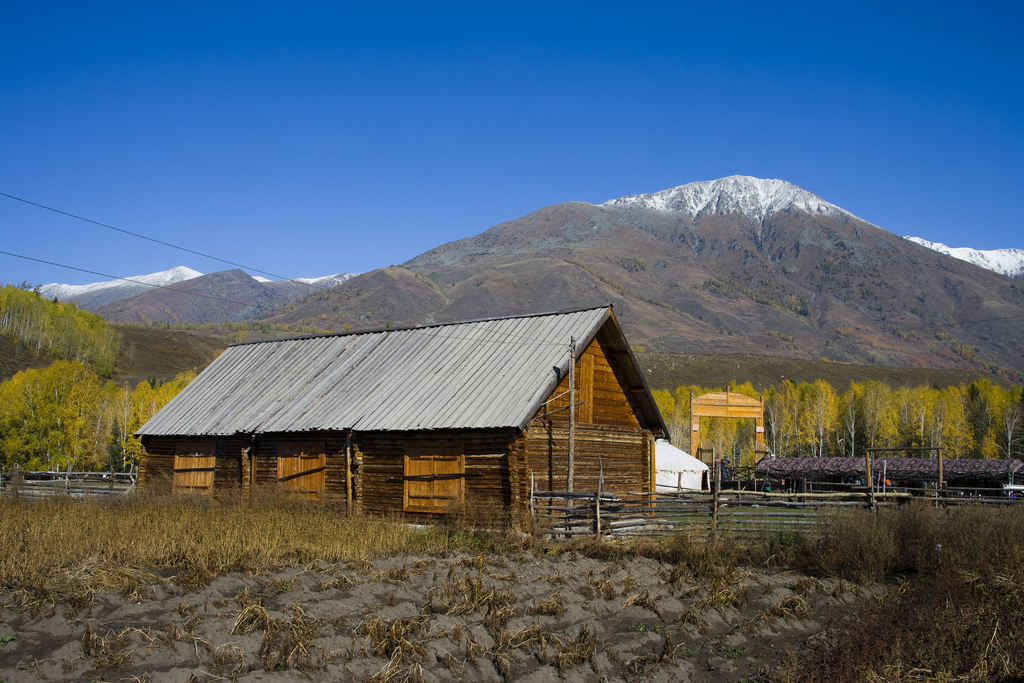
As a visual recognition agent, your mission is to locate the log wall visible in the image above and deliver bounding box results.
[249,432,349,509]
[139,436,245,501]
[533,337,642,429]
[140,433,349,509]
[352,428,518,523]
[523,422,652,497]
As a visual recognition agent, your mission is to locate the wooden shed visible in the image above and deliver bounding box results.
[137,305,667,525]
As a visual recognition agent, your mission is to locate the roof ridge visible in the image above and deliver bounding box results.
[229,304,614,347]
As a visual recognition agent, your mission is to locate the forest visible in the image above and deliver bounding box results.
[654,378,1024,466]
[0,283,119,376]
[0,284,194,472]
[2,282,1022,473]
[0,360,194,472]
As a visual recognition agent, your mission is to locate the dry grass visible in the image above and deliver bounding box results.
[527,591,566,618]
[5,492,1024,682]
[0,495,495,598]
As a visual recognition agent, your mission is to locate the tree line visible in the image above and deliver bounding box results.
[653,378,1024,467]
[0,283,119,376]
[0,360,194,472]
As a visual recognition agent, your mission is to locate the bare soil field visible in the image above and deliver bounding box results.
[2,497,1022,682]
[0,551,874,683]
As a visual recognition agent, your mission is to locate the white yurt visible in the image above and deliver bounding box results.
[654,439,709,492]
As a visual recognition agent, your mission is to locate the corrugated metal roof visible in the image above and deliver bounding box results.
[138,306,621,437]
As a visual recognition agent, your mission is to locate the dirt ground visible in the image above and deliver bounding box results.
[0,552,877,683]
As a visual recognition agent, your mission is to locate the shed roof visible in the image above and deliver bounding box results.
[138,305,666,437]
[755,457,1024,483]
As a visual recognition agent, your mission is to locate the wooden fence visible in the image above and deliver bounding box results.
[528,489,904,538]
[0,467,136,500]
[529,486,1021,538]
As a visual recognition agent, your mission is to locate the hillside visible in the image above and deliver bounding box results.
[96,269,294,324]
[42,267,358,323]
[905,236,1024,278]
[0,284,119,376]
[108,325,228,388]
[635,352,998,393]
[0,339,51,382]
[39,266,203,309]
[268,177,1024,379]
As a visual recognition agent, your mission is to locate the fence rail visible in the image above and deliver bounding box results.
[528,485,1018,538]
[0,468,136,500]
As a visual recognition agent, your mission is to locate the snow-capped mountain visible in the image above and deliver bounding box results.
[252,273,357,288]
[43,267,361,312]
[904,237,1024,278]
[39,266,204,309]
[603,175,856,224]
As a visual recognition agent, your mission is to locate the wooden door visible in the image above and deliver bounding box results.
[173,442,216,495]
[277,442,326,501]
[404,442,464,512]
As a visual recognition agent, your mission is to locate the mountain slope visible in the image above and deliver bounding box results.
[39,266,203,309]
[274,176,1023,377]
[904,237,1024,278]
[96,269,295,324]
[41,267,359,317]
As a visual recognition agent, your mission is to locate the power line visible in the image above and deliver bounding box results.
[0,249,577,346]
[0,191,294,282]
[0,250,257,307]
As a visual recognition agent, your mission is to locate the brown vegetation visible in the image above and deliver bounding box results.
[1,494,1022,681]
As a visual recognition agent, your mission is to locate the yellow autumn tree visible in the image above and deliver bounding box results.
[801,379,838,457]
[0,360,110,470]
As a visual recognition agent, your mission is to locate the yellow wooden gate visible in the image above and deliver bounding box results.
[173,442,216,495]
[277,442,326,500]
[404,442,464,512]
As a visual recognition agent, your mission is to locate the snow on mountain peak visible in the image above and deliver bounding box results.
[39,266,204,301]
[904,237,1024,277]
[254,273,357,286]
[602,175,853,223]
[292,273,358,287]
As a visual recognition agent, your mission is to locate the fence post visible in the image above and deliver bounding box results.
[529,471,535,523]
[12,463,21,499]
[594,491,601,536]
[712,461,720,536]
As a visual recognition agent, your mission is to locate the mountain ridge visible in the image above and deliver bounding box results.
[40,267,359,316]
[266,176,1023,378]
[904,236,1024,278]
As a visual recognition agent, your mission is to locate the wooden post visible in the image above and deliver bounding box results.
[690,391,699,465]
[648,436,656,497]
[109,466,114,493]
[594,491,601,536]
[711,460,720,536]
[937,447,944,494]
[529,470,535,522]
[249,436,257,506]
[346,431,353,515]
[567,337,576,493]
[865,450,874,512]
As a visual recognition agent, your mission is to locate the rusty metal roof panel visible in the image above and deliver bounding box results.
[138,307,612,436]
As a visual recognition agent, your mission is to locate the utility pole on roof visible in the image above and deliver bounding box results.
[567,336,576,493]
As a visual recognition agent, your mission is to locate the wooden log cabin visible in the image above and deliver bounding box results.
[137,305,667,525]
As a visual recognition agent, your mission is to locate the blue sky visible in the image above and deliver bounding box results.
[2,1,1021,287]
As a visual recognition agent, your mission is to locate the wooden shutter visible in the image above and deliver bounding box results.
[173,442,216,495]
[277,442,326,501]
[404,442,464,512]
